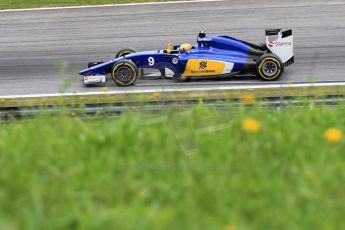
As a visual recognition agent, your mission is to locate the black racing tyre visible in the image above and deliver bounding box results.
[115,48,136,58]
[111,60,138,86]
[256,54,284,81]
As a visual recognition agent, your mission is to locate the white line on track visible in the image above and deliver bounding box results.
[1,82,345,99]
[0,0,225,12]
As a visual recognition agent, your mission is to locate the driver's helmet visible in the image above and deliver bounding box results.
[180,43,193,51]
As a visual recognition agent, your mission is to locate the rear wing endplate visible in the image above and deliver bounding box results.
[265,29,294,65]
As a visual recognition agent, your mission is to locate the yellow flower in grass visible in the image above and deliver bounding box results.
[240,93,256,104]
[152,92,161,98]
[101,87,109,92]
[242,118,261,133]
[224,225,237,230]
[324,128,343,144]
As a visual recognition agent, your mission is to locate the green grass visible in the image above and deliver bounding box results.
[1,85,345,108]
[0,0,169,10]
[1,103,345,229]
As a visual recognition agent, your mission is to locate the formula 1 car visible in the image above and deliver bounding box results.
[79,29,294,86]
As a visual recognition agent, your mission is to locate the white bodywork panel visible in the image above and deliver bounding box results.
[222,62,235,74]
[266,30,294,63]
[165,68,175,78]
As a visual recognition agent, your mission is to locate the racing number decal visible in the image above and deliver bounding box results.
[148,57,155,66]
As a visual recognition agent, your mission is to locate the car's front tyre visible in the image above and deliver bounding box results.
[256,54,284,81]
[111,60,138,86]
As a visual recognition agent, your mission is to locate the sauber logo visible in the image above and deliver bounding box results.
[199,61,207,69]
[268,41,292,48]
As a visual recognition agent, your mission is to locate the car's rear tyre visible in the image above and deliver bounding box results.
[256,54,283,81]
[115,48,136,58]
[111,60,138,86]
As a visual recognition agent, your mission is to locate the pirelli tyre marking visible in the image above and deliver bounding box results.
[182,59,234,77]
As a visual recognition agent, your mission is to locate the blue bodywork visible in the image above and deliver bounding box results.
[79,33,267,78]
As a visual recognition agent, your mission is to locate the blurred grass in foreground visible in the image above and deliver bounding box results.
[0,0,169,9]
[0,102,345,229]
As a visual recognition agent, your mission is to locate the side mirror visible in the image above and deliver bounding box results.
[166,42,173,54]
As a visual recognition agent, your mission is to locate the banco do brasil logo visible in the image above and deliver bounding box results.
[199,61,207,69]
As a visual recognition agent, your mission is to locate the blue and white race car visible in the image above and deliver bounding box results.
[79,29,294,86]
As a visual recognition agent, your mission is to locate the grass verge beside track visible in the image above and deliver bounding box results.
[1,84,345,108]
[0,102,345,229]
[0,0,170,10]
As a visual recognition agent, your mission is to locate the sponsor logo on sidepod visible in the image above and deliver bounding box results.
[199,61,207,69]
[191,61,215,74]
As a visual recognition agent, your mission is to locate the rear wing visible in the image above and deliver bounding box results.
[265,29,294,66]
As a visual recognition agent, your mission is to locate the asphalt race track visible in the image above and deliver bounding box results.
[1,0,345,96]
